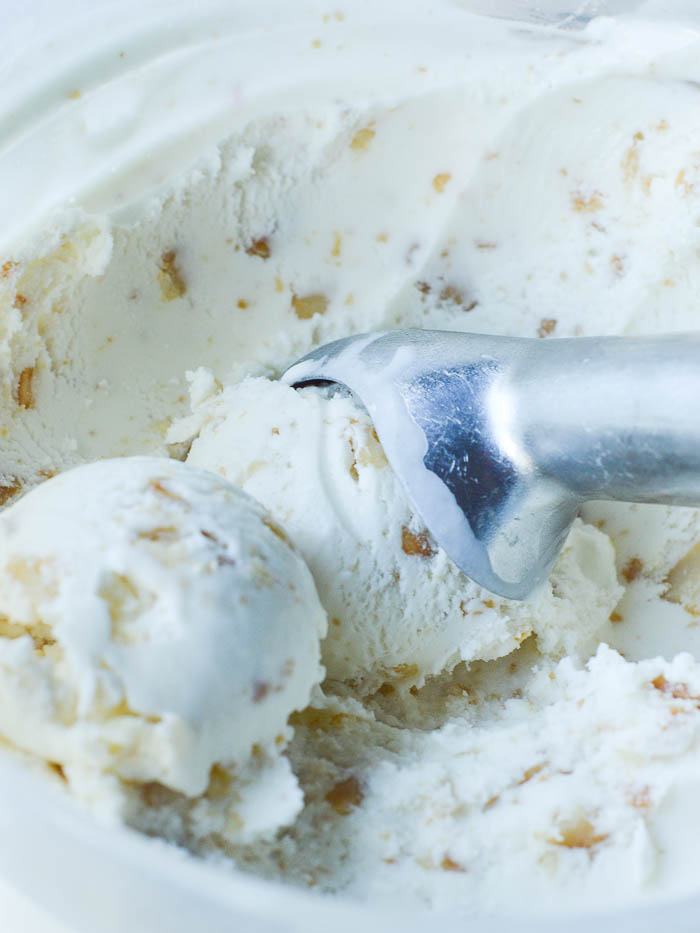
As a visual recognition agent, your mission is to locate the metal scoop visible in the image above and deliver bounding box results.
[282,329,700,600]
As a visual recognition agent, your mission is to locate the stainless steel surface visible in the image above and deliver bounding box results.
[283,329,700,599]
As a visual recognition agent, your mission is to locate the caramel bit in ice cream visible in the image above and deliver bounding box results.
[401,526,436,559]
[622,556,643,583]
[246,237,271,260]
[1,260,18,278]
[206,764,233,800]
[537,318,557,338]
[14,293,27,309]
[17,366,36,409]
[237,299,249,309]
[571,190,604,213]
[377,682,396,697]
[158,250,187,301]
[0,615,56,653]
[291,293,329,320]
[6,558,58,602]
[0,479,21,506]
[439,284,464,305]
[675,169,694,196]
[98,574,156,644]
[325,776,363,814]
[651,674,700,705]
[549,818,608,849]
[518,762,546,785]
[432,172,452,193]
[440,855,467,873]
[438,285,478,311]
[290,707,352,731]
[149,478,186,503]
[263,516,293,547]
[415,281,431,295]
[138,525,178,542]
[351,427,388,471]
[350,126,375,151]
[609,610,623,623]
[48,761,67,782]
[610,254,625,276]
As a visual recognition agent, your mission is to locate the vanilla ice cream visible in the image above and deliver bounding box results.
[4,0,700,925]
[0,456,326,841]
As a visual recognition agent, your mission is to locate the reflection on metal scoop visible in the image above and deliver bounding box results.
[282,329,700,600]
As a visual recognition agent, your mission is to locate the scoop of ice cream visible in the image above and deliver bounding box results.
[0,456,326,797]
[175,376,622,691]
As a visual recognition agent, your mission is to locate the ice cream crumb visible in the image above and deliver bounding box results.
[0,480,21,506]
[246,238,271,260]
[548,817,608,849]
[622,557,643,583]
[350,127,375,150]
[432,173,451,193]
[441,855,466,873]
[537,318,557,337]
[325,776,363,814]
[401,526,436,558]
[571,191,604,212]
[17,367,36,409]
[291,293,329,319]
[158,250,187,301]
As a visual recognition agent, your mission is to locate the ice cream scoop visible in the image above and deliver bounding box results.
[283,329,700,600]
[181,376,619,689]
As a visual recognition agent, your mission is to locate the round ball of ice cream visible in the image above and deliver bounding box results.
[0,456,326,796]
[179,377,621,692]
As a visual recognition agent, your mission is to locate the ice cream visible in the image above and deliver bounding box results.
[229,643,700,915]
[3,0,700,925]
[0,456,326,841]
[177,376,621,690]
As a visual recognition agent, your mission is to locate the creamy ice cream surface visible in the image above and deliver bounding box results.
[4,0,700,923]
[0,456,326,843]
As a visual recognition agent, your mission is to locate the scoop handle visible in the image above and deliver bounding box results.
[519,333,700,505]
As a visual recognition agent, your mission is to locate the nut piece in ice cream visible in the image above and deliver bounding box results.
[0,456,327,804]
[177,377,621,692]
